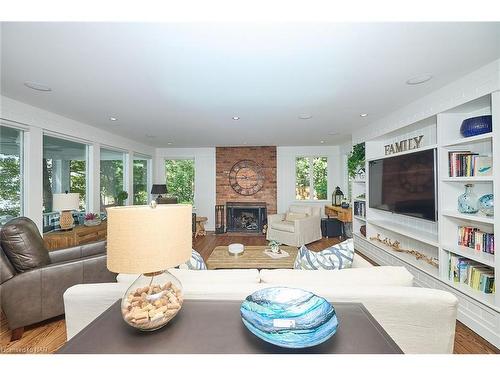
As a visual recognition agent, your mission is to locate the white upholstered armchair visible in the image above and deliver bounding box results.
[266,205,322,247]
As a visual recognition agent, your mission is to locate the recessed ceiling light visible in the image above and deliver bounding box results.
[167,142,173,145]
[320,140,325,144]
[109,117,118,121]
[24,81,52,92]
[298,114,312,120]
[232,116,240,120]
[406,74,433,85]
[360,113,368,117]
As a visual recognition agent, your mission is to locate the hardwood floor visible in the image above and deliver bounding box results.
[0,233,498,354]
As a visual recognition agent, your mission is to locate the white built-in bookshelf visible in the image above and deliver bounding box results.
[353,91,499,348]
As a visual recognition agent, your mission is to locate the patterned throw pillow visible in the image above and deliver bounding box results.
[179,249,207,270]
[293,239,354,270]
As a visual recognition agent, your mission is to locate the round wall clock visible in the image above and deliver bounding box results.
[229,160,265,196]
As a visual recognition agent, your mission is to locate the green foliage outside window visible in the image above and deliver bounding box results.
[0,153,21,217]
[165,159,195,205]
[296,156,327,200]
[100,160,124,206]
[133,159,149,205]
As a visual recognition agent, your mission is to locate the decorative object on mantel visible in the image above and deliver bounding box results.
[106,204,192,332]
[458,184,479,214]
[341,200,350,209]
[460,115,492,138]
[332,186,344,206]
[228,243,244,255]
[369,233,439,268]
[240,287,338,348]
[478,194,494,217]
[360,225,366,237]
[84,213,101,226]
[348,143,365,179]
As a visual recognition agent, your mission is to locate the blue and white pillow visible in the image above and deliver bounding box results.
[179,249,207,270]
[293,239,354,270]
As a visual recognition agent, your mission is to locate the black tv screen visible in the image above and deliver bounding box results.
[369,148,437,221]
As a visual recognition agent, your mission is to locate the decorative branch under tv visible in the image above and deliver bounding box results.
[369,233,439,268]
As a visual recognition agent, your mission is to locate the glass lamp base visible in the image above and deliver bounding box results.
[121,270,183,331]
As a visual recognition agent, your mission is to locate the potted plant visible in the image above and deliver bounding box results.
[84,212,101,227]
[348,143,366,180]
[115,191,128,206]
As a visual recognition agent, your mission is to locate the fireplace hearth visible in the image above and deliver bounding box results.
[226,202,267,233]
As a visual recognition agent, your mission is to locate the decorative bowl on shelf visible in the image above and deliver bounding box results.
[360,225,366,237]
[478,194,493,217]
[228,243,244,255]
[84,219,102,227]
[460,115,492,138]
[240,287,338,348]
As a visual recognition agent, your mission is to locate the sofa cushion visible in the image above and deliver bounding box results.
[117,268,261,286]
[270,220,295,233]
[259,266,414,287]
[294,239,354,270]
[285,212,308,221]
[179,249,207,270]
[289,205,313,216]
[0,217,51,272]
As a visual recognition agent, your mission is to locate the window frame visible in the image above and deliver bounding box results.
[294,155,329,202]
[99,146,129,207]
[0,123,25,220]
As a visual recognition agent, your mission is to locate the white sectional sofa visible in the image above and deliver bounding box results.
[63,255,458,354]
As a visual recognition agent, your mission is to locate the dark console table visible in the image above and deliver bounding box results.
[58,300,403,354]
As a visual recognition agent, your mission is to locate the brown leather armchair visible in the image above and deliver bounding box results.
[0,217,116,341]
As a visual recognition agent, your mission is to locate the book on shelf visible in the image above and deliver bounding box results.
[448,151,492,177]
[449,254,495,294]
[458,226,495,254]
[353,201,366,217]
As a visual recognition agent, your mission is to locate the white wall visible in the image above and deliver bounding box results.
[1,95,155,232]
[155,147,216,231]
[276,145,346,214]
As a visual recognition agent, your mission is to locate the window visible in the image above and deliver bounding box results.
[133,154,151,205]
[43,135,88,230]
[295,156,328,200]
[0,126,23,225]
[165,159,195,204]
[100,148,127,209]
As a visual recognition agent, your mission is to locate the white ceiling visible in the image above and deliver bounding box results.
[1,22,500,147]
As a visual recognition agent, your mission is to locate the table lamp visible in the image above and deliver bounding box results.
[151,184,168,200]
[52,192,80,230]
[106,204,192,331]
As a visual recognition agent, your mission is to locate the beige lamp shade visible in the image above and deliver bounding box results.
[106,204,192,274]
[52,193,80,211]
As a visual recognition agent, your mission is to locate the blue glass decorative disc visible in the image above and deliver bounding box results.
[240,287,338,348]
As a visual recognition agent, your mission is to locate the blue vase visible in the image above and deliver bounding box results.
[458,184,479,214]
[460,115,492,138]
[478,194,494,217]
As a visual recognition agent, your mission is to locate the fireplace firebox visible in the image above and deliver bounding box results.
[226,202,267,233]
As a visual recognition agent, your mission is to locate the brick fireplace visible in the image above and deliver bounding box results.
[216,146,277,232]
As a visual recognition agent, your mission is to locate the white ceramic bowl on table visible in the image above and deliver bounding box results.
[228,243,244,255]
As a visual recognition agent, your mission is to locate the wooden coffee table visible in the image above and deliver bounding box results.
[57,300,403,354]
[206,245,298,270]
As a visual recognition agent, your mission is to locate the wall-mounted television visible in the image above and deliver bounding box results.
[369,148,437,222]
